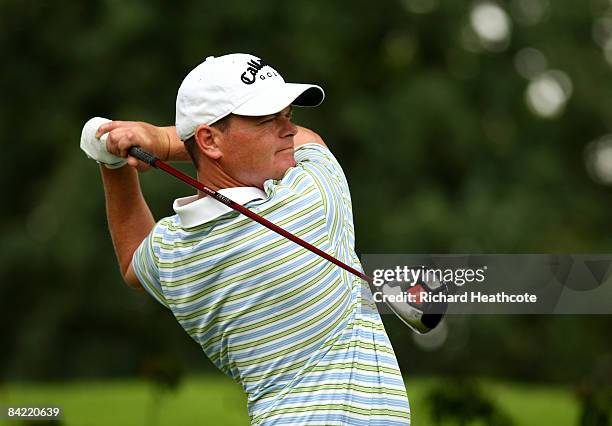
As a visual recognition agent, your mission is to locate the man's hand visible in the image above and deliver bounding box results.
[80,117,128,169]
[96,121,174,172]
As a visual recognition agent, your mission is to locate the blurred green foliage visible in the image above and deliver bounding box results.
[0,375,581,426]
[1,0,611,390]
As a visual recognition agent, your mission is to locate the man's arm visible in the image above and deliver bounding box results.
[95,121,322,288]
[100,165,154,289]
[96,122,190,166]
[160,126,191,161]
[97,121,325,166]
[294,126,327,149]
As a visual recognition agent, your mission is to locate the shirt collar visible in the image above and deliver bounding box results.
[173,186,268,228]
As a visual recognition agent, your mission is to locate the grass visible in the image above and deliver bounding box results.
[405,377,580,426]
[0,375,580,425]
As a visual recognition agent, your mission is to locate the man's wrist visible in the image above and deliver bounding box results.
[99,162,136,177]
[163,128,172,161]
[162,126,191,162]
[100,159,129,169]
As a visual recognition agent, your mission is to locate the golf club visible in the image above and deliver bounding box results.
[83,119,446,334]
[127,146,447,334]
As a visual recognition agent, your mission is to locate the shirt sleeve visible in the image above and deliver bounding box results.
[131,221,170,308]
[293,143,356,252]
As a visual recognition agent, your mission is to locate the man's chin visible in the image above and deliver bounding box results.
[273,159,296,180]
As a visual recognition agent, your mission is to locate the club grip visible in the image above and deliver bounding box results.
[128,147,158,166]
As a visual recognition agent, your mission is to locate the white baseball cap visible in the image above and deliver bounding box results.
[175,53,325,141]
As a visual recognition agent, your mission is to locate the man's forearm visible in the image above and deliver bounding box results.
[160,126,191,162]
[100,165,155,282]
[295,126,326,148]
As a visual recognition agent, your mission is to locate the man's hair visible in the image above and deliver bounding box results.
[184,114,232,164]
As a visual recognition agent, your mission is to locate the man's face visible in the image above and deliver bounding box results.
[217,106,298,187]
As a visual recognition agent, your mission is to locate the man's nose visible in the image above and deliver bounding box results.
[280,117,298,138]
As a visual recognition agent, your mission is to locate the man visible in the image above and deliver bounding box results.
[85,53,410,425]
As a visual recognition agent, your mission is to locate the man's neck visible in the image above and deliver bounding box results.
[195,163,258,198]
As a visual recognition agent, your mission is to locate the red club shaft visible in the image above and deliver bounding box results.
[130,147,372,284]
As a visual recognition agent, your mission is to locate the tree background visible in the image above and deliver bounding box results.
[1,0,611,421]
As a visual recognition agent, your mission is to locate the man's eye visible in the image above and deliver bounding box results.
[260,117,274,124]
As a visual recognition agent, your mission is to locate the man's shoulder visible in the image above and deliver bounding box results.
[261,142,350,215]
[149,215,182,237]
[294,142,343,172]
[294,142,331,157]
[294,143,346,183]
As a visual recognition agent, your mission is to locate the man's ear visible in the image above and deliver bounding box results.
[194,124,223,160]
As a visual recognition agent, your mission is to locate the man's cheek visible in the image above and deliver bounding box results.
[278,150,295,163]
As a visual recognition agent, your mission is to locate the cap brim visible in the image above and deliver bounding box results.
[232,83,324,117]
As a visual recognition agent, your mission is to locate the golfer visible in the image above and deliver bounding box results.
[87,53,410,425]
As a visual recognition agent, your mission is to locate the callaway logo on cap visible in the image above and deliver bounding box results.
[175,53,325,141]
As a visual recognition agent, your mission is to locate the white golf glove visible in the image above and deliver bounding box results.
[80,117,128,169]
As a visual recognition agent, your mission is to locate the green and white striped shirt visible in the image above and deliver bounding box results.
[133,143,410,425]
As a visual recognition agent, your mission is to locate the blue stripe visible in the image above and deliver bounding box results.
[165,244,329,303]
[172,250,332,317]
[158,214,327,279]
[182,267,343,337]
[261,412,409,426]
[255,393,409,412]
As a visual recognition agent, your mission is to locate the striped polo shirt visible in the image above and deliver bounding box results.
[132,143,411,425]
